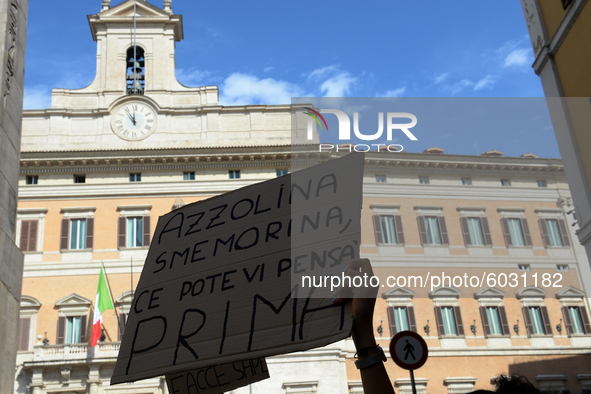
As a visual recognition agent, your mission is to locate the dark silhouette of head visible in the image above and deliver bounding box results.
[467,375,541,394]
[492,375,541,394]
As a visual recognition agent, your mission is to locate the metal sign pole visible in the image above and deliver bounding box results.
[410,369,417,394]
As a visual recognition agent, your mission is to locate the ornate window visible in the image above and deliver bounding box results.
[371,204,405,246]
[535,208,571,248]
[498,207,532,247]
[60,207,96,251]
[16,208,47,254]
[117,205,152,249]
[516,287,552,337]
[474,287,510,337]
[430,287,464,337]
[116,291,135,341]
[382,287,416,336]
[556,286,591,336]
[415,206,449,246]
[457,207,492,247]
[55,293,92,345]
[19,296,41,351]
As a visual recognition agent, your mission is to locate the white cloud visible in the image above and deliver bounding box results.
[306,64,357,96]
[307,64,341,81]
[449,79,474,95]
[264,67,274,72]
[503,48,532,67]
[434,72,449,84]
[380,87,406,97]
[319,73,356,97]
[23,86,51,109]
[474,74,497,91]
[219,73,304,105]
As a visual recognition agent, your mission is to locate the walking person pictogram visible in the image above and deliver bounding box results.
[403,340,415,361]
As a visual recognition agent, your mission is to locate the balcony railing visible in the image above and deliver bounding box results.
[32,341,120,362]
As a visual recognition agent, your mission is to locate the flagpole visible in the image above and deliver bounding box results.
[101,261,124,341]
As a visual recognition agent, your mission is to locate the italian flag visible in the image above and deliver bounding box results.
[91,264,115,347]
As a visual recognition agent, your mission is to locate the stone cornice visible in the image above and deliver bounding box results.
[19,147,565,177]
[22,101,303,118]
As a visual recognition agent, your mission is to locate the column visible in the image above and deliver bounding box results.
[0,0,28,392]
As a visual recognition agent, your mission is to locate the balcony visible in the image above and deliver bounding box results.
[30,341,120,362]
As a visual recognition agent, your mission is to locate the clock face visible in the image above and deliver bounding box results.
[111,102,157,141]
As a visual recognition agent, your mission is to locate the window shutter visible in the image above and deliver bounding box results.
[579,306,591,335]
[438,217,449,245]
[521,218,533,246]
[557,219,570,247]
[540,306,552,335]
[86,218,94,250]
[60,219,70,251]
[481,218,493,246]
[394,215,405,245]
[501,218,512,246]
[499,306,510,335]
[522,307,534,336]
[460,217,471,246]
[28,220,38,252]
[118,217,126,248]
[80,314,88,343]
[562,307,573,335]
[143,216,151,247]
[19,318,31,351]
[57,316,66,344]
[434,307,445,336]
[387,306,397,336]
[539,219,550,247]
[118,313,127,341]
[453,306,464,336]
[417,217,428,245]
[479,307,491,336]
[373,215,384,244]
[408,306,417,333]
[20,221,30,251]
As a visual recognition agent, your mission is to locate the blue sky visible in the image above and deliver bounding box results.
[23,0,560,157]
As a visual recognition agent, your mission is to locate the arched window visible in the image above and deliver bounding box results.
[126,46,145,94]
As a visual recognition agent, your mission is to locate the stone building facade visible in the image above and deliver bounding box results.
[14,1,591,393]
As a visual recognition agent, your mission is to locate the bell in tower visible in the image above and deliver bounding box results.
[126,46,145,95]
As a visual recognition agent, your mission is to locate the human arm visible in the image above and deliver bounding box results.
[335,258,395,394]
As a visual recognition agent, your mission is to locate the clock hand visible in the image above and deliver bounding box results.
[124,108,136,125]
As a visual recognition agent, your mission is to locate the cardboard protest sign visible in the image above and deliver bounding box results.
[111,153,364,384]
[166,357,269,394]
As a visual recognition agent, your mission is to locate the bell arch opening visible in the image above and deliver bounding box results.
[126,46,145,95]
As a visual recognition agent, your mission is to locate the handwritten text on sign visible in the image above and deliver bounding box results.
[111,154,365,384]
[166,358,269,394]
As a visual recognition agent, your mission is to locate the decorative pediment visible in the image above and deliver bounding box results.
[99,0,171,18]
[555,286,585,299]
[88,0,183,42]
[516,286,547,299]
[116,291,135,304]
[382,287,415,299]
[474,287,505,299]
[55,293,92,307]
[429,286,461,299]
[20,295,41,309]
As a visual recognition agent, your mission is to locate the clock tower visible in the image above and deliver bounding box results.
[21,0,305,152]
